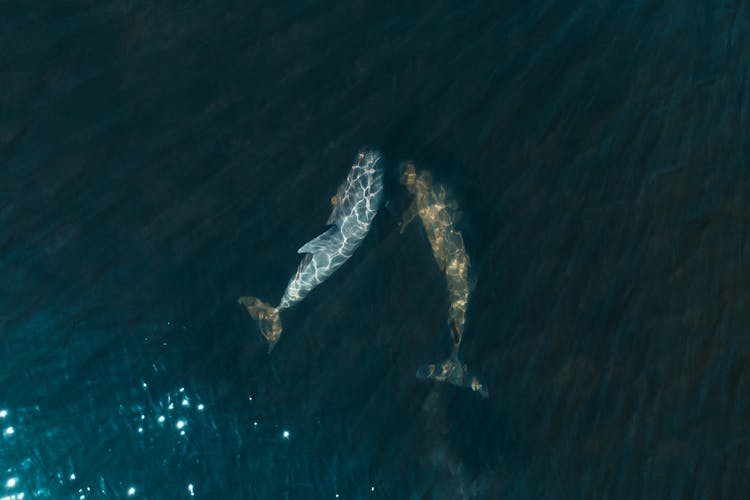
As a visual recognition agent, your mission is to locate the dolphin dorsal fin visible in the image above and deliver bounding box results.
[297,226,339,254]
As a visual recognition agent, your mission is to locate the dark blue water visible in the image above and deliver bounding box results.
[2,1,749,498]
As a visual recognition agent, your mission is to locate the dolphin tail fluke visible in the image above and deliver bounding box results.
[416,347,489,398]
[238,296,282,353]
[461,363,489,399]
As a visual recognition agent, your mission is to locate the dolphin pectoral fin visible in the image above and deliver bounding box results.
[297,226,338,254]
[238,296,283,353]
[399,200,418,234]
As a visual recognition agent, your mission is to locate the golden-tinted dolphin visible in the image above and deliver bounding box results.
[401,163,488,398]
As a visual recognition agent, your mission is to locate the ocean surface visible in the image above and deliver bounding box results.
[2,1,749,498]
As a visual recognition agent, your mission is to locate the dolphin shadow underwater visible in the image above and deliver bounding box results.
[238,149,488,398]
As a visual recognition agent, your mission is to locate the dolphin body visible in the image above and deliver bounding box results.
[400,162,488,398]
[239,150,384,352]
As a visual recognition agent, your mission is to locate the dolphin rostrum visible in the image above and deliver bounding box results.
[239,150,384,352]
[400,162,488,398]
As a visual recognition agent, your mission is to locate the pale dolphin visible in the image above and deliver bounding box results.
[400,162,488,398]
[239,150,384,352]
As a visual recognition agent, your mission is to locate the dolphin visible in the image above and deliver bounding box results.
[239,150,384,352]
[400,162,488,398]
